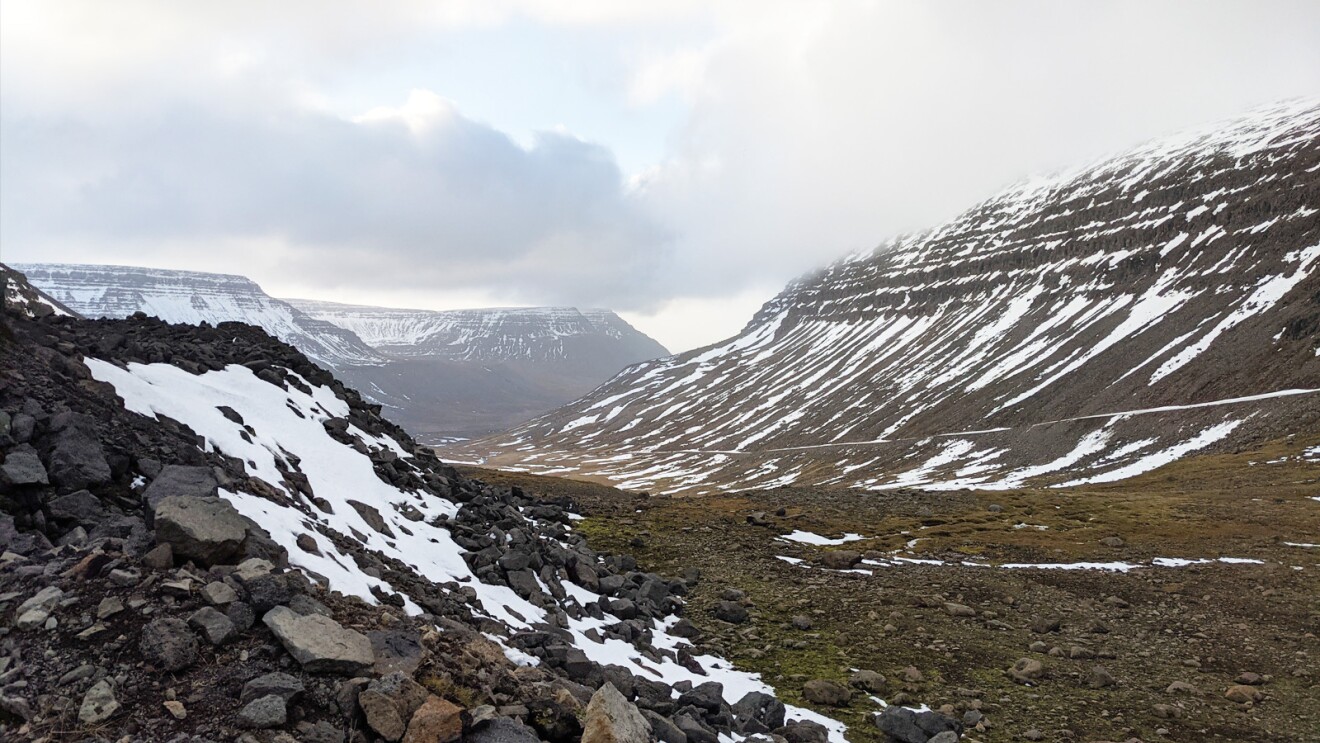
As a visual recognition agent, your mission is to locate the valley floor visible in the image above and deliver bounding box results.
[457,434,1320,743]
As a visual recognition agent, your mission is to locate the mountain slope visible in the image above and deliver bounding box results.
[453,98,1320,494]
[14,264,384,367]
[17,266,671,442]
[0,280,848,742]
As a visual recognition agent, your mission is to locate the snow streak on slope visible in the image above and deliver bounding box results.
[454,99,1320,494]
[287,299,669,362]
[18,264,384,367]
[85,358,846,741]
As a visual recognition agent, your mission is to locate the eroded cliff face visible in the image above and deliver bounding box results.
[455,99,1320,494]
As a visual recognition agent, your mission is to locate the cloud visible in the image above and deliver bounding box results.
[1,87,673,309]
[4,0,1320,352]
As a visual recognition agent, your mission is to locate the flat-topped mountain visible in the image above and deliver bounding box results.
[17,264,670,442]
[452,98,1320,494]
[15,264,384,368]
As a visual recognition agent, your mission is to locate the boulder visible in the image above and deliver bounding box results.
[802,679,852,707]
[263,606,374,674]
[47,489,104,523]
[404,695,464,743]
[820,551,862,569]
[466,718,542,743]
[238,694,288,728]
[154,496,248,565]
[47,425,111,489]
[873,706,962,743]
[1,446,47,486]
[1225,684,1264,704]
[849,670,886,693]
[188,606,237,645]
[582,683,651,743]
[15,586,64,618]
[777,720,828,743]
[1009,657,1044,685]
[143,465,218,514]
[242,672,305,704]
[732,691,786,732]
[139,617,199,671]
[713,601,748,624]
[79,679,120,725]
[369,628,425,676]
[360,672,430,742]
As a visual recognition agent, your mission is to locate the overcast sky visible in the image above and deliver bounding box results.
[3,1,1319,352]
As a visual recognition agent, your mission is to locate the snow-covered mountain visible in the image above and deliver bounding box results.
[452,98,1320,494]
[287,300,666,363]
[17,264,670,442]
[15,264,384,367]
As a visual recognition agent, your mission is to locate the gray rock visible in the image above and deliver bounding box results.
[237,694,288,728]
[820,550,862,569]
[582,683,650,743]
[227,601,256,632]
[48,424,111,489]
[776,721,827,743]
[642,710,688,743]
[801,679,851,707]
[1,446,48,486]
[873,706,962,743]
[732,691,786,732]
[141,542,174,570]
[96,597,125,620]
[154,496,248,566]
[713,600,748,624]
[288,593,332,618]
[202,581,239,606]
[263,606,374,674]
[188,606,237,645]
[143,465,218,514]
[928,732,960,743]
[466,718,543,743]
[15,585,63,617]
[358,672,429,741]
[139,617,199,671]
[368,628,424,676]
[79,679,120,725]
[676,714,718,743]
[47,489,104,523]
[849,670,886,693]
[242,672,305,704]
[346,499,395,538]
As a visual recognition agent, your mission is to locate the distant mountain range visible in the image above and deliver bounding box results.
[15,264,669,442]
[449,98,1320,493]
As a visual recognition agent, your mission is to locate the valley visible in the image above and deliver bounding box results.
[464,434,1320,743]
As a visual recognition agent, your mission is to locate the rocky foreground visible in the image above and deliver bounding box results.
[0,283,915,743]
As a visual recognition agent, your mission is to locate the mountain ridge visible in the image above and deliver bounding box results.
[450,98,1320,494]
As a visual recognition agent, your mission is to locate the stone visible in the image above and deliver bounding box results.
[582,683,651,743]
[944,602,976,617]
[238,694,288,728]
[48,424,112,489]
[1009,658,1044,685]
[1165,680,1198,694]
[202,581,239,606]
[678,682,725,712]
[154,496,248,566]
[1,446,47,485]
[347,499,395,538]
[369,628,425,676]
[263,606,374,674]
[139,617,199,671]
[849,670,886,693]
[96,597,125,620]
[732,691,786,731]
[791,615,813,630]
[1086,665,1117,688]
[642,710,687,743]
[242,672,306,704]
[820,550,862,569]
[143,465,219,513]
[189,606,237,645]
[928,733,959,743]
[16,608,50,629]
[777,720,828,743]
[1224,684,1263,704]
[164,700,188,720]
[873,706,962,743]
[713,600,748,624]
[1100,536,1125,547]
[360,672,430,742]
[141,542,174,570]
[802,679,852,707]
[1235,671,1266,685]
[79,679,120,725]
[465,718,542,743]
[404,695,464,743]
[47,489,104,522]
[15,585,63,617]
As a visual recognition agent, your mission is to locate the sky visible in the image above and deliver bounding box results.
[3,1,1319,353]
